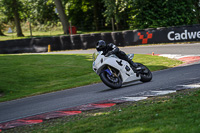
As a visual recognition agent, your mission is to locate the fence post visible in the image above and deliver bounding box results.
[48,44,51,52]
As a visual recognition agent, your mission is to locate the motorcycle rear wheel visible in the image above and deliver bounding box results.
[136,63,152,82]
[100,69,122,89]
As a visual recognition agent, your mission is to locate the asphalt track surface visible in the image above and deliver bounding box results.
[47,43,200,55]
[0,43,200,123]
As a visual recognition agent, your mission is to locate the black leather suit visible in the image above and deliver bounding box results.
[102,43,137,68]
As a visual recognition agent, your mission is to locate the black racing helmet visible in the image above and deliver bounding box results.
[96,40,106,51]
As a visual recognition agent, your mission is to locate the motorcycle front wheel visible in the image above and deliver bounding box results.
[100,69,122,89]
[136,63,152,82]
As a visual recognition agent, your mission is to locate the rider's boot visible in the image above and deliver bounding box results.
[128,60,139,69]
[128,60,143,76]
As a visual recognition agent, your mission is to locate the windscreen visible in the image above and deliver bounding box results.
[92,52,100,62]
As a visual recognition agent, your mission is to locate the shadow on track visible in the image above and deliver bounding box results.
[98,81,143,93]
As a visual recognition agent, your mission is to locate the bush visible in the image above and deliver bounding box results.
[129,0,197,29]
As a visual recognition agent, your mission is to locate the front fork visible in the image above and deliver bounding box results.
[106,66,118,77]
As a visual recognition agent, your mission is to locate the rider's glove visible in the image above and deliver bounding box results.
[105,51,113,57]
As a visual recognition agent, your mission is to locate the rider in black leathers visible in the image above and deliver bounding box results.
[96,40,140,71]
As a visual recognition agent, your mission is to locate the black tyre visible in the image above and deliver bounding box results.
[137,63,152,82]
[100,70,122,89]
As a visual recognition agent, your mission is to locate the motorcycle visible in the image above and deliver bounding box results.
[92,51,152,89]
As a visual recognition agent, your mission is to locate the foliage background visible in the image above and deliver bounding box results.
[0,0,199,36]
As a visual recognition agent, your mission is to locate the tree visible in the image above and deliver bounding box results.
[33,0,59,24]
[103,0,129,30]
[0,19,6,36]
[13,0,24,37]
[129,0,197,29]
[0,2,6,36]
[91,0,104,31]
[54,0,69,34]
[1,0,24,37]
[65,0,107,31]
[65,0,94,31]
[193,0,200,23]
[0,24,5,36]
[21,0,36,37]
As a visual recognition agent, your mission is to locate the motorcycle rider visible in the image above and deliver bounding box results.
[96,40,141,72]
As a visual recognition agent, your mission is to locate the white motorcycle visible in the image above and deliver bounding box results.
[92,51,152,89]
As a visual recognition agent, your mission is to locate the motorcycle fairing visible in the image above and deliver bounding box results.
[93,52,140,83]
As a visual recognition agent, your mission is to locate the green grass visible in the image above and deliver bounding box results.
[7,88,200,133]
[0,30,112,41]
[36,89,200,133]
[0,31,64,41]
[0,54,182,102]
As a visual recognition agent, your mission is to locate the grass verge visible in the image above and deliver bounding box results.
[5,88,200,133]
[0,54,182,102]
[0,30,112,41]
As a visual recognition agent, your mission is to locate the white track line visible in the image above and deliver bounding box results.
[158,54,200,59]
